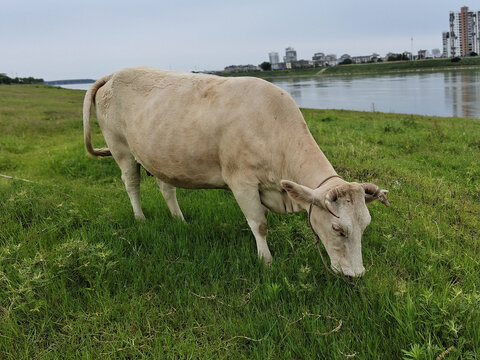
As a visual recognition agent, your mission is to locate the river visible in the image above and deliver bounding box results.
[268,70,480,118]
[60,69,480,118]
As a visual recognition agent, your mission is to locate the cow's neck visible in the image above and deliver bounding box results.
[284,133,338,190]
[260,133,342,215]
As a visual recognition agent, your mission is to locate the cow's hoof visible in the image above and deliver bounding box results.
[173,213,186,222]
[135,214,146,221]
[261,255,272,266]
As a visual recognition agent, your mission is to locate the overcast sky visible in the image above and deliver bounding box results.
[1,0,475,80]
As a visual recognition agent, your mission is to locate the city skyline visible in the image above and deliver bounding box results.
[224,45,443,72]
[264,45,442,65]
[1,0,476,80]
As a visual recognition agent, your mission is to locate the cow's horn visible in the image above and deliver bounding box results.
[324,188,340,218]
[362,183,390,207]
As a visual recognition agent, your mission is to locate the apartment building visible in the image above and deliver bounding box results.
[283,47,297,63]
[443,6,480,57]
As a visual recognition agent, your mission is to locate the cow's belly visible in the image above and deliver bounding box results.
[144,161,227,190]
[131,144,227,189]
[125,121,227,189]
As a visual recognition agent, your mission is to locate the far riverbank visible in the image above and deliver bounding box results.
[218,57,480,79]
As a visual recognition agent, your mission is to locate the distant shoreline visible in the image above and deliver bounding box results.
[43,79,95,86]
[217,57,480,79]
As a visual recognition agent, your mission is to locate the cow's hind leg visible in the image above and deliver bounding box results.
[157,179,185,221]
[229,183,272,265]
[109,147,145,220]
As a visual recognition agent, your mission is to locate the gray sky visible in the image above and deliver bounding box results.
[1,0,475,80]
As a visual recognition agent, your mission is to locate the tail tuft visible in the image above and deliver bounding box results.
[87,146,111,157]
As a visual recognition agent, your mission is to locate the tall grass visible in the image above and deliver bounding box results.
[0,85,479,359]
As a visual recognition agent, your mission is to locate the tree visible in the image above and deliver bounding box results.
[259,62,271,71]
[387,54,409,62]
[0,74,12,84]
[339,58,353,65]
[470,52,478,57]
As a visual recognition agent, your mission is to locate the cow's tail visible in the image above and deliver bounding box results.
[83,74,113,157]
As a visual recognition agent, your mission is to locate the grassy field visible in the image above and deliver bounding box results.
[1,85,479,359]
[220,67,320,78]
[322,57,480,76]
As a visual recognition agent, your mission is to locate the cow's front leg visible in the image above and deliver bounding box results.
[230,184,272,265]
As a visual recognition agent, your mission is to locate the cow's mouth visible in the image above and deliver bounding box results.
[331,264,365,278]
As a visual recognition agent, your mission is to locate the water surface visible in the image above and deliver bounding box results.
[268,70,480,118]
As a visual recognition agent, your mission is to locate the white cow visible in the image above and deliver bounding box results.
[83,66,389,277]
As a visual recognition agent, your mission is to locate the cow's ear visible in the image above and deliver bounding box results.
[281,180,314,205]
[362,183,390,207]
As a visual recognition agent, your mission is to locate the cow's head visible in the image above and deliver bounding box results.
[281,180,389,277]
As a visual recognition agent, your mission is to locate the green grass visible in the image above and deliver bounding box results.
[321,57,480,76]
[220,67,321,78]
[1,85,479,359]
[322,57,480,76]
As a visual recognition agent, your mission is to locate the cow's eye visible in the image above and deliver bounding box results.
[332,224,345,237]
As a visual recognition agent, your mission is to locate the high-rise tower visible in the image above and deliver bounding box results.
[444,6,480,57]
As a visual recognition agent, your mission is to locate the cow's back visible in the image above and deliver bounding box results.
[95,67,307,189]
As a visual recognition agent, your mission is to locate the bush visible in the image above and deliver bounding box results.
[339,58,353,65]
[451,57,461,63]
[259,61,272,71]
[0,74,12,84]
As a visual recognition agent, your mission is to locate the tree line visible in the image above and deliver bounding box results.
[0,73,44,84]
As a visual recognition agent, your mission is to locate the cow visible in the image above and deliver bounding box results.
[83,66,389,278]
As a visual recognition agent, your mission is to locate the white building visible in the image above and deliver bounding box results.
[283,47,297,63]
[442,32,452,57]
[448,10,461,57]
[269,52,280,70]
[312,52,326,66]
[473,10,480,54]
[351,54,380,64]
[324,54,337,66]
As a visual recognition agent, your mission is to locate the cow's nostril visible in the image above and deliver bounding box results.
[340,267,356,278]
